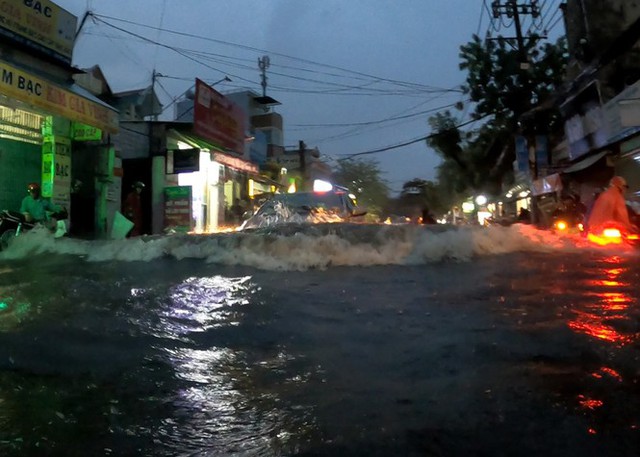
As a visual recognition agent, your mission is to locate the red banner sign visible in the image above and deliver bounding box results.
[193,78,245,154]
[212,152,258,174]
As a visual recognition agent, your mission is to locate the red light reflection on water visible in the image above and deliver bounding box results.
[590,366,623,382]
[578,395,604,410]
[567,256,638,346]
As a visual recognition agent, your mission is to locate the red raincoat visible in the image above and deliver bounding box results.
[123,190,143,236]
[587,186,630,231]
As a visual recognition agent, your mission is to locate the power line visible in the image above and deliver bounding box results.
[90,12,456,93]
[546,13,564,35]
[91,16,257,86]
[340,113,496,159]
[305,92,462,144]
[477,0,486,36]
[86,21,461,100]
[291,100,465,129]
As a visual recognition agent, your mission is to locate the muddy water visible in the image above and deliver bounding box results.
[0,247,638,456]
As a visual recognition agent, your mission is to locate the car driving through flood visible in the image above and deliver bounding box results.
[239,189,367,230]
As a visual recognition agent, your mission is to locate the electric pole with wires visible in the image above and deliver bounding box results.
[490,0,544,223]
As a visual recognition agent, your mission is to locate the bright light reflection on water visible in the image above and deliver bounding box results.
[129,275,254,341]
[159,342,315,455]
[126,274,318,454]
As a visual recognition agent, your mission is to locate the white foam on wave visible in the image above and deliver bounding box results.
[0,223,632,271]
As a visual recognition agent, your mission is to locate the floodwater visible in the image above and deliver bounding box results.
[0,224,639,456]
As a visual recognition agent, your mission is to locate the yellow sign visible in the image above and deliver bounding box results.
[0,0,77,64]
[0,60,119,133]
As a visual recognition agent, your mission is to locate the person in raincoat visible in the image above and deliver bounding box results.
[20,182,67,237]
[586,176,632,233]
[123,181,145,236]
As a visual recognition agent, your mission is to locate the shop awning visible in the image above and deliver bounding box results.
[561,150,609,174]
[249,172,286,189]
[171,129,225,152]
[532,173,562,196]
[170,129,258,174]
[503,182,530,199]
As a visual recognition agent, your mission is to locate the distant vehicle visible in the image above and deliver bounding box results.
[239,191,367,230]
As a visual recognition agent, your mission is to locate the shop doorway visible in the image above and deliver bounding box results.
[122,158,152,235]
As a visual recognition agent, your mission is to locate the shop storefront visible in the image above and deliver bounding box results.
[0,2,119,236]
[161,79,262,232]
[164,130,259,232]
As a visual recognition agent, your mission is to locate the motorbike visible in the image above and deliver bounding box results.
[551,211,585,234]
[585,221,640,248]
[0,209,68,251]
[0,210,35,250]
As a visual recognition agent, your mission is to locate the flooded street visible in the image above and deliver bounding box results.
[0,225,639,456]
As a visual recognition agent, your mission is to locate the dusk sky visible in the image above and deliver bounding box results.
[57,0,566,193]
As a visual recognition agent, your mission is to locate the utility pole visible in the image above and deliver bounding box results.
[258,55,270,98]
[298,140,307,191]
[491,0,542,223]
[151,69,161,122]
[491,0,541,85]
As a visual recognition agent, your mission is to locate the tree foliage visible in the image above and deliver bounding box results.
[428,34,569,198]
[332,158,389,218]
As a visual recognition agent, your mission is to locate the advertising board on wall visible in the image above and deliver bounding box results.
[41,137,71,209]
[164,186,193,232]
[0,59,119,133]
[0,0,77,65]
[193,78,245,154]
[166,148,200,174]
[71,122,102,141]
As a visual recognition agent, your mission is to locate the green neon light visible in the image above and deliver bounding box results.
[42,116,54,137]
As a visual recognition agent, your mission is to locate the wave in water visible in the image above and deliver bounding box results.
[0,224,634,270]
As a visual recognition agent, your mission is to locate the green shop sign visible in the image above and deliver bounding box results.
[72,122,102,141]
[164,186,193,232]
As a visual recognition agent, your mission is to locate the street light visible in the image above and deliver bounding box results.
[211,76,232,86]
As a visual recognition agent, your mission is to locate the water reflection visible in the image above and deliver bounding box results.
[0,292,31,332]
[159,343,319,455]
[127,275,319,454]
[567,256,638,346]
[129,275,253,341]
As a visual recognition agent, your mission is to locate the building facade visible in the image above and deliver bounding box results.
[0,1,119,238]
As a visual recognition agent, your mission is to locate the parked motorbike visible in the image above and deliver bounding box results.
[0,210,35,250]
[0,209,68,251]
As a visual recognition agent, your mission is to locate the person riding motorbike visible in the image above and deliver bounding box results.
[551,193,586,230]
[20,182,67,237]
[585,176,635,234]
